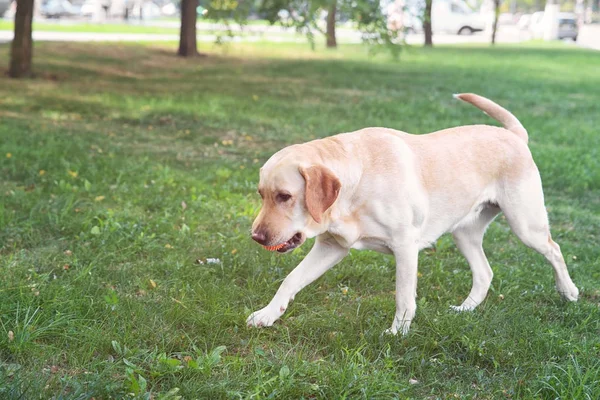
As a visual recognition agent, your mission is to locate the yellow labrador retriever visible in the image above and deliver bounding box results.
[248,93,579,335]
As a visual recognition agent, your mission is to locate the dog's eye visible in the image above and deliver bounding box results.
[276,193,292,203]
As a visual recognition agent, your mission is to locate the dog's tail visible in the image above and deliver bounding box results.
[453,93,528,144]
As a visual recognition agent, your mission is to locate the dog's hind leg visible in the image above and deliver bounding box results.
[499,172,579,301]
[451,205,502,312]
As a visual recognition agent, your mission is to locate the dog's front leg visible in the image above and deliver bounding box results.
[247,234,348,328]
[386,243,419,335]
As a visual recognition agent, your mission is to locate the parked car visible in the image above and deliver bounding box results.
[0,0,12,17]
[434,0,486,34]
[79,0,97,18]
[40,0,78,18]
[557,12,578,40]
[498,12,516,25]
[529,11,578,41]
[161,2,177,16]
[399,0,485,35]
[517,13,532,30]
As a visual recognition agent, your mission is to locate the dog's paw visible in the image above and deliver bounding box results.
[384,318,412,336]
[557,282,579,302]
[246,307,280,328]
[450,304,476,312]
[450,295,481,312]
[383,327,396,336]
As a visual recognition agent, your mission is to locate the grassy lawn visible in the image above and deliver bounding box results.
[0,41,599,398]
[0,19,275,35]
[0,19,175,34]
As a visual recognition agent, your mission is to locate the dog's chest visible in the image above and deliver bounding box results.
[329,219,394,254]
[351,238,394,254]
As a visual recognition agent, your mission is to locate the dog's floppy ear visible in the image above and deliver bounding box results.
[299,165,341,223]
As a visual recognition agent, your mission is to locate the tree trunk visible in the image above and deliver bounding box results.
[491,0,501,45]
[178,0,198,57]
[326,1,337,48]
[9,0,35,78]
[423,0,433,47]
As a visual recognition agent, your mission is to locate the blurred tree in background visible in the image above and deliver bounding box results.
[179,0,199,56]
[423,0,432,46]
[204,0,403,54]
[491,0,501,44]
[9,0,34,78]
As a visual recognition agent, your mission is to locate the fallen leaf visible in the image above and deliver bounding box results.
[51,365,59,374]
[149,279,157,289]
[183,355,192,363]
[63,264,70,270]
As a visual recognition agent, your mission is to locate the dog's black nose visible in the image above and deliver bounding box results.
[252,231,268,245]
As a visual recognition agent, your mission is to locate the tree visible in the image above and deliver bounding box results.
[260,0,334,47]
[491,0,501,44]
[259,0,401,54]
[9,0,35,78]
[326,0,337,48]
[178,0,198,56]
[423,0,433,46]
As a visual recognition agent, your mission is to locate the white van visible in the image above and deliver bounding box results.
[529,11,579,41]
[432,0,486,34]
[400,0,486,35]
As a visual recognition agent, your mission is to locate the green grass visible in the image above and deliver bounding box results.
[0,41,599,399]
[0,19,274,35]
[0,19,174,34]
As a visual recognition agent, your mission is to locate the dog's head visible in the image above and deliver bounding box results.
[251,155,341,253]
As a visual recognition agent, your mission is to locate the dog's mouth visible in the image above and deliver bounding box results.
[263,233,305,254]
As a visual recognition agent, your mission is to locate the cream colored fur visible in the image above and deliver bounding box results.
[248,93,579,335]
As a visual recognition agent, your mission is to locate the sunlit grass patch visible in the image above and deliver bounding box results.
[0,41,599,398]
